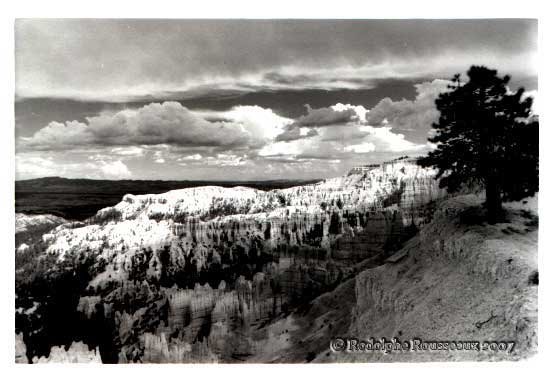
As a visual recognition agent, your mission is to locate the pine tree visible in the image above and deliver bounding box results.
[418,65,538,223]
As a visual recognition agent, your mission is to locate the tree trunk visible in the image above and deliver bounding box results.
[486,179,503,223]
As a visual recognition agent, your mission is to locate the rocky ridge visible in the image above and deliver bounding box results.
[16,158,448,363]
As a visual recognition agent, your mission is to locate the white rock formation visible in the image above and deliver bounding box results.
[31,341,102,363]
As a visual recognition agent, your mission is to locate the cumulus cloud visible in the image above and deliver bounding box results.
[263,100,424,163]
[14,95,440,180]
[17,102,260,151]
[366,79,450,141]
[99,160,132,178]
[275,103,366,142]
[18,103,298,158]
[367,80,538,142]
[260,122,424,163]
[356,126,425,152]
[196,105,291,141]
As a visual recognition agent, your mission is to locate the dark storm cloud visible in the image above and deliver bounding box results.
[260,72,374,89]
[15,19,537,101]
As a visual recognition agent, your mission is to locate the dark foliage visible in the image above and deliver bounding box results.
[382,180,406,208]
[15,253,118,362]
[418,65,538,223]
[528,270,539,286]
[328,212,342,235]
[263,222,271,240]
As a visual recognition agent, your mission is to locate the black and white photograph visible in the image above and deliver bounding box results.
[11,13,540,366]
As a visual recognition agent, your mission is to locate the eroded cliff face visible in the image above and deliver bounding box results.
[343,195,538,362]
[16,159,447,363]
[250,195,538,362]
[15,213,68,260]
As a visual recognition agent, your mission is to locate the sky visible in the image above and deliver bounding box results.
[14,19,538,180]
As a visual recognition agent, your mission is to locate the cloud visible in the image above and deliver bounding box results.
[344,143,376,154]
[275,126,319,142]
[196,105,291,141]
[15,103,303,180]
[17,102,291,151]
[366,79,451,141]
[99,160,132,178]
[294,104,364,127]
[15,20,536,101]
[19,76,513,181]
[356,126,425,152]
[260,72,375,91]
[265,99,424,162]
[16,154,132,180]
[259,104,425,162]
[275,103,367,142]
[210,154,249,167]
[14,78,449,182]
[181,153,203,161]
[110,146,145,156]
